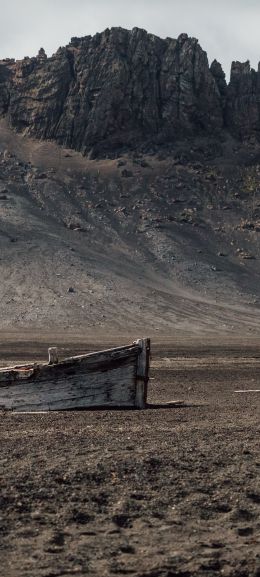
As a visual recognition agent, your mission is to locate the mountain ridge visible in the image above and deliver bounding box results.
[0,27,259,158]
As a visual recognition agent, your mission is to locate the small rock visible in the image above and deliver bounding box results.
[36,172,47,179]
[240,252,256,260]
[237,526,253,536]
[3,150,12,160]
[121,169,133,178]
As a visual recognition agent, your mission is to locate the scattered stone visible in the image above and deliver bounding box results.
[36,172,47,180]
[112,514,131,528]
[237,526,253,536]
[3,150,12,160]
[246,491,260,504]
[140,159,150,168]
[121,169,133,178]
[239,219,260,232]
[71,510,92,524]
[119,544,135,554]
[239,251,256,260]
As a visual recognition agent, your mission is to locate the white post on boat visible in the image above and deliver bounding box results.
[48,347,59,365]
[135,338,150,409]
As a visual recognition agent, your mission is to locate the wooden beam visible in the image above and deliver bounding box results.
[235,389,260,393]
[134,338,150,409]
[48,347,59,365]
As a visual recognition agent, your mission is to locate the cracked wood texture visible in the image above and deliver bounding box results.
[0,341,150,411]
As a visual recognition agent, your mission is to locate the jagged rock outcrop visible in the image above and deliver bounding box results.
[210,59,227,105]
[226,60,260,141]
[0,27,259,156]
[0,62,12,115]
[0,28,224,155]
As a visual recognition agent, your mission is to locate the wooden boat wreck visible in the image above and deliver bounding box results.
[0,338,150,412]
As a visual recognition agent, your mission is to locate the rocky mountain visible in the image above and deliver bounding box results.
[0,28,260,337]
[0,27,259,157]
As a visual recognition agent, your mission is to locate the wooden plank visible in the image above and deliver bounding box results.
[0,345,140,386]
[48,347,58,365]
[134,338,150,409]
[0,363,35,372]
[61,344,141,366]
[2,358,136,401]
[0,362,136,411]
[0,344,140,377]
[235,389,260,393]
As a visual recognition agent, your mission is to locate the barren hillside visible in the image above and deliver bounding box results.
[0,117,260,335]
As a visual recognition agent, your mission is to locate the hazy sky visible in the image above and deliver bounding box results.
[0,0,259,77]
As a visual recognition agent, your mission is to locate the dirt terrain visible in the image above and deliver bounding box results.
[1,336,259,577]
[1,119,260,336]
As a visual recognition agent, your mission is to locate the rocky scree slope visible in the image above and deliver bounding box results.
[0,119,260,334]
[0,27,260,157]
[1,29,260,334]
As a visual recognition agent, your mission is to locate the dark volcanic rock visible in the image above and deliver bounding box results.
[159,33,224,139]
[226,60,260,141]
[210,59,227,104]
[0,62,13,114]
[0,28,223,155]
[0,27,259,155]
[8,50,73,141]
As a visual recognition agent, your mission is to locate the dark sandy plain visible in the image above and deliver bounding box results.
[1,334,259,577]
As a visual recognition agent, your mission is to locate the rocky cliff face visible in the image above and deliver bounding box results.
[226,60,260,141]
[0,27,259,156]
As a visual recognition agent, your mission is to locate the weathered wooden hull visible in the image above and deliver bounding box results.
[0,339,150,412]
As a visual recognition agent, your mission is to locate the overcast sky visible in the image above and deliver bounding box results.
[0,0,259,78]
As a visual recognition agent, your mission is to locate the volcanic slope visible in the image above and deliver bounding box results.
[0,119,260,336]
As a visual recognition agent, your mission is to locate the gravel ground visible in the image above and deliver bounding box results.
[1,339,259,577]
